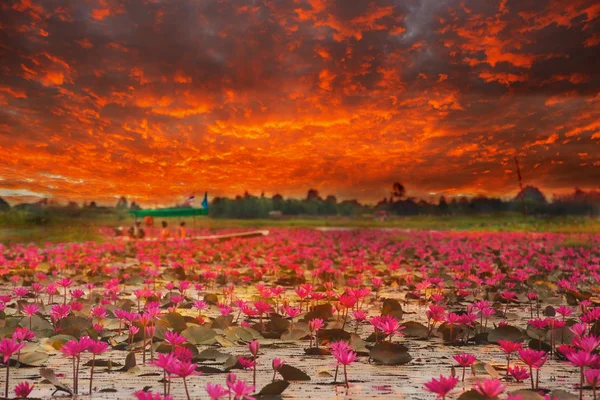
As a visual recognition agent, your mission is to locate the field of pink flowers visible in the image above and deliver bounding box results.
[0,228,599,400]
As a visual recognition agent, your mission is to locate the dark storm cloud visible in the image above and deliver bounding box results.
[0,0,598,204]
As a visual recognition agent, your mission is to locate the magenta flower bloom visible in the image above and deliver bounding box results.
[509,365,531,382]
[238,356,256,370]
[228,378,255,400]
[498,340,522,354]
[0,338,25,363]
[14,381,34,398]
[0,338,25,398]
[167,360,200,400]
[167,360,200,378]
[22,303,39,318]
[453,352,476,367]
[12,327,35,343]
[573,335,600,352]
[205,383,228,400]
[134,390,173,400]
[518,348,548,369]
[474,378,506,398]
[333,348,357,366]
[272,358,284,371]
[423,375,459,399]
[567,350,599,367]
[164,331,187,347]
[453,352,476,381]
[586,368,600,386]
[248,340,260,356]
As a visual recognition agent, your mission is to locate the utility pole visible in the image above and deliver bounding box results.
[514,156,527,218]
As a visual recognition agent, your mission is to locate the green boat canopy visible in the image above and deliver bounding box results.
[129,207,208,218]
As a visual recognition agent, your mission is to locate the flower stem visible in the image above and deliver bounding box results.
[5,363,10,399]
[90,354,95,395]
[183,377,191,400]
[344,365,349,388]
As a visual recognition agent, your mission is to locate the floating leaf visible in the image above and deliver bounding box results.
[182,325,217,345]
[370,342,412,365]
[278,364,311,381]
[84,359,122,367]
[59,316,93,338]
[256,380,290,396]
[381,299,403,319]
[457,390,487,400]
[401,321,428,338]
[528,339,551,352]
[22,315,53,337]
[507,390,544,400]
[14,351,48,367]
[303,303,333,322]
[488,325,523,344]
[471,362,498,378]
[349,334,369,355]
[223,355,241,371]
[265,315,290,334]
[204,293,219,305]
[318,329,351,344]
[304,347,329,355]
[118,352,136,372]
[215,335,235,347]
[548,390,578,399]
[40,368,72,396]
[157,312,188,333]
[280,328,308,341]
[45,334,77,351]
[197,349,231,363]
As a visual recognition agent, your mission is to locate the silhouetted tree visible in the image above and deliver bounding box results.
[116,196,128,209]
[391,182,405,200]
[438,196,448,213]
[306,189,321,201]
[514,186,547,204]
[0,197,9,211]
[130,201,141,210]
[272,194,284,211]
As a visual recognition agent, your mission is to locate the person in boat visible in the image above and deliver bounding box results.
[128,221,145,239]
[144,215,154,228]
[160,221,170,239]
[177,222,186,239]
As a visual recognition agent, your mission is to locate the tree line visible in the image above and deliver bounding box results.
[1,183,599,220]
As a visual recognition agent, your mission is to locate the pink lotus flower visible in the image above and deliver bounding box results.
[134,390,173,400]
[424,375,459,399]
[167,360,200,400]
[228,378,255,400]
[238,356,256,370]
[0,338,25,398]
[474,378,506,398]
[86,339,109,394]
[164,331,187,347]
[332,343,356,388]
[248,340,260,356]
[272,358,284,381]
[14,381,34,398]
[509,365,530,382]
[0,338,25,364]
[452,353,476,381]
[205,383,228,400]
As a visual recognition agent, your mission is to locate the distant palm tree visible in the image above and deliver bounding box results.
[391,182,405,200]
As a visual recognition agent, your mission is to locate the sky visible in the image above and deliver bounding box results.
[0,0,599,206]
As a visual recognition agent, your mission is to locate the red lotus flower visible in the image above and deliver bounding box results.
[14,381,34,398]
[474,378,506,398]
[424,375,459,399]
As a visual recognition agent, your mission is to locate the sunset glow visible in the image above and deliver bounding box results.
[0,0,599,204]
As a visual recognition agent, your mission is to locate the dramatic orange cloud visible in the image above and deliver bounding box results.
[0,0,598,205]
